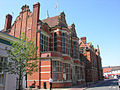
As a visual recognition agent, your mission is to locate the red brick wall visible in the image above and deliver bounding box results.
[4,2,103,88]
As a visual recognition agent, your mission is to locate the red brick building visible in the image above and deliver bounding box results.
[79,37,103,83]
[2,2,86,88]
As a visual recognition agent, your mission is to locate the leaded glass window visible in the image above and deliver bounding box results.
[0,57,7,84]
[52,61,57,72]
[66,35,70,55]
[54,32,57,51]
[41,35,48,52]
[73,41,78,59]
[62,33,66,54]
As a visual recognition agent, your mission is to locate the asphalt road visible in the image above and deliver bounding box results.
[86,79,119,90]
[34,79,119,90]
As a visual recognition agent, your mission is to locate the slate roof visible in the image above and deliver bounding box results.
[42,16,59,27]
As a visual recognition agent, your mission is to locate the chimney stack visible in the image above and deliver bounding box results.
[81,37,86,44]
[4,14,12,31]
[33,2,40,21]
[31,2,40,40]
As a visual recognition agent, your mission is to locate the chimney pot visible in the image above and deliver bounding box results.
[21,4,29,12]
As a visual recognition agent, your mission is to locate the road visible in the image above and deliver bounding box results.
[86,79,119,90]
[32,79,119,90]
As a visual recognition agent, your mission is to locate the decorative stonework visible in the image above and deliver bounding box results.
[21,4,30,12]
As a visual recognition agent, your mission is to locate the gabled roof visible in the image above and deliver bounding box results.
[42,12,68,28]
[68,23,77,37]
[42,16,59,27]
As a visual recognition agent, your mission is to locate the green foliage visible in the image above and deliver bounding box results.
[3,33,39,89]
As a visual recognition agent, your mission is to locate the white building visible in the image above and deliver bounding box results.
[103,66,120,79]
[0,31,17,90]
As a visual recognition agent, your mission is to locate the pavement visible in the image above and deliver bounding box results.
[85,79,119,90]
[26,79,119,90]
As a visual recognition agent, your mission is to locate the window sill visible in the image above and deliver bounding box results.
[53,80,72,83]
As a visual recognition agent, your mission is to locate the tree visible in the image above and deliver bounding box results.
[3,34,39,90]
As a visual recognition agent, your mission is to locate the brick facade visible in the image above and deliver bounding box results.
[79,37,103,82]
[2,2,102,89]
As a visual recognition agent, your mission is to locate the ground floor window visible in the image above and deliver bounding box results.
[52,73,57,81]
[75,66,81,80]
[67,64,71,80]
[52,61,71,81]
[52,61,57,81]
[59,73,62,81]
[59,62,62,81]
[0,74,4,84]
[0,57,7,84]
[63,63,66,81]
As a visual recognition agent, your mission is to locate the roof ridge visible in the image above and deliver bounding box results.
[42,15,59,21]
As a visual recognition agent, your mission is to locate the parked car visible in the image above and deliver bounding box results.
[117,75,120,87]
[104,76,108,79]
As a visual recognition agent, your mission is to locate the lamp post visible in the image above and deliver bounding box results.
[39,23,42,89]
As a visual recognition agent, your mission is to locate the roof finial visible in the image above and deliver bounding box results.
[97,45,100,52]
[54,2,59,15]
[46,10,49,18]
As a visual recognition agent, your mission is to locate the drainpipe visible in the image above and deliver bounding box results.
[50,58,52,90]
[39,23,42,89]
[50,58,52,78]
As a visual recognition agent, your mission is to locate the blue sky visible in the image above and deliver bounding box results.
[0,0,120,67]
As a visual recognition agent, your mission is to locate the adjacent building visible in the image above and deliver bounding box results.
[103,66,120,78]
[79,37,103,82]
[0,31,17,90]
[1,2,103,89]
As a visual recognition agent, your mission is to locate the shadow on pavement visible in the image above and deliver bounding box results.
[86,79,118,88]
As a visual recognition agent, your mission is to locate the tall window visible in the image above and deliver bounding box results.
[63,63,66,81]
[52,61,57,81]
[41,35,48,52]
[62,33,66,54]
[78,67,81,80]
[0,57,3,74]
[0,57,7,84]
[63,63,71,81]
[70,39,72,57]
[66,35,70,55]
[75,66,81,80]
[52,61,63,81]
[67,64,71,80]
[54,32,57,51]
[73,42,78,58]
[59,62,62,81]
